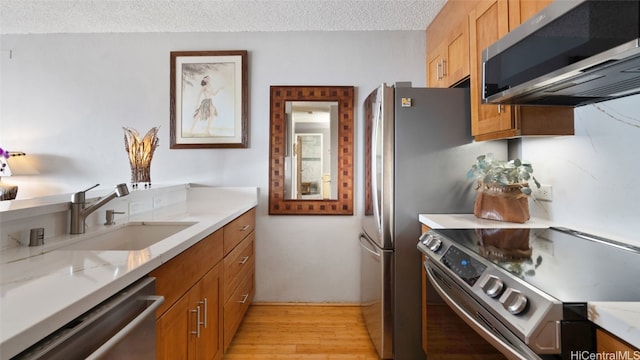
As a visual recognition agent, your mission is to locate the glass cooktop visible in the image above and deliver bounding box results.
[433,227,640,303]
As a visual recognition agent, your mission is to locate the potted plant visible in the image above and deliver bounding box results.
[466,153,541,223]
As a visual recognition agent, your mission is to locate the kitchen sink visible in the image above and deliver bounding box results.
[58,221,197,251]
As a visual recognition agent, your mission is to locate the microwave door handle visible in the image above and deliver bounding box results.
[482,60,487,102]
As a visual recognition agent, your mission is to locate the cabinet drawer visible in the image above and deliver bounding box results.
[223,272,254,351]
[597,328,638,352]
[150,229,224,317]
[224,232,255,303]
[223,208,255,256]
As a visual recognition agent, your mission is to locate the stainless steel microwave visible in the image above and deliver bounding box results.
[482,0,640,107]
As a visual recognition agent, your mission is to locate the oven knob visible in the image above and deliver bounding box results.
[424,236,442,252]
[500,288,528,315]
[479,275,504,298]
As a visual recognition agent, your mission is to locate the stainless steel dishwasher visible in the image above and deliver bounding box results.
[12,277,163,360]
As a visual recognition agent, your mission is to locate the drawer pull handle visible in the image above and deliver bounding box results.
[240,225,251,231]
[238,294,249,304]
[239,256,249,265]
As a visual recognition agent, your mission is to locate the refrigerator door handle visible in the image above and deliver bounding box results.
[359,233,381,258]
[371,97,383,234]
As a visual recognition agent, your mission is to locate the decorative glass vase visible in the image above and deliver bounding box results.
[123,127,159,188]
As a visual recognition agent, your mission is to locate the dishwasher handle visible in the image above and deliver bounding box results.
[86,295,164,360]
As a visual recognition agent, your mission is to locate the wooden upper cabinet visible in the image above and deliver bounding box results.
[426,0,475,88]
[427,49,447,88]
[508,0,554,30]
[469,0,512,137]
[469,0,574,141]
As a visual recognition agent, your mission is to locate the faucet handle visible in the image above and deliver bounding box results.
[71,183,100,203]
[82,183,100,193]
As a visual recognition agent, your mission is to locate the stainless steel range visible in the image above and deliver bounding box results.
[418,227,640,360]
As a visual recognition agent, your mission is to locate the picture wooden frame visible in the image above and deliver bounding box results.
[170,50,248,148]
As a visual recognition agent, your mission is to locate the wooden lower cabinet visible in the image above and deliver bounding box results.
[223,232,255,351]
[224,208,256,256]
[224,271,255,350]
[157,294,190,359]
[156,264,223,360]
[193,266,224,360]
[597,328,639,353]
[152,208,256,359]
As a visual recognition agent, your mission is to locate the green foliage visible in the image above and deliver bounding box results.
[467,153,541,195]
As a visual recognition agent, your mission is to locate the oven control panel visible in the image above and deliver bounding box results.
[440,245,487,287]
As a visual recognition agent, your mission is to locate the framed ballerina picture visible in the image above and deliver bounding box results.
[170,50,248,148]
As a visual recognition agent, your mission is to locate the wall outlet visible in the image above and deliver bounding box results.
[153,196,165,209]
[129,201,143,215]
[533,184,553,201]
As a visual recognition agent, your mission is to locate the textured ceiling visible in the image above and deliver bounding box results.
[1,0,447,34]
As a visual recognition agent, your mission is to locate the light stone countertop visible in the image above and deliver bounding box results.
[588,302,640,350]
[418,213,553,229]
[419,213,640,350]
[0,186,257,359]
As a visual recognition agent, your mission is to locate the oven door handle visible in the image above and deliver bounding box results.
[85,295,164,360]
[425,264,539,360]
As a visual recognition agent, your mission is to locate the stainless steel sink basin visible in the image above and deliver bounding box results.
[59,221,197,251]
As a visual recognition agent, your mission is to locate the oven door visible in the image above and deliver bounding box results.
[424,260,547,360]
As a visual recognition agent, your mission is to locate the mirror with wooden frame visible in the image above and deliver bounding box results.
[269,85,354,215]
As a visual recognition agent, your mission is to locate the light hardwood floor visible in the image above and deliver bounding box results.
[223,304,380,360]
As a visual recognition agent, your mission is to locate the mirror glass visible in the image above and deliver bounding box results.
[269,86,354,215]
[285,101,338,200]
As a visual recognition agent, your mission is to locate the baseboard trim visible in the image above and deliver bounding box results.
[251,302,363,307]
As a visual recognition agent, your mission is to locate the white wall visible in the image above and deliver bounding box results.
[522,94,640,247]
[0,31,426,302]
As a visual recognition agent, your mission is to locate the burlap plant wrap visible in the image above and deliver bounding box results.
[476,228,532,261]
[473,181,530,223]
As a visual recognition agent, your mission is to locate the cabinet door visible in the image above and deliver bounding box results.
[444,18,470,87]
[157,294,190,360]
[469,0,512,136]
[508,0,553,30]
[427,49,446,88]
[193,264,223,360]
[426,0,473,88]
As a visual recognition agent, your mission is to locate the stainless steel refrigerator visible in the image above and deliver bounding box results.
[359,83,506,359]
